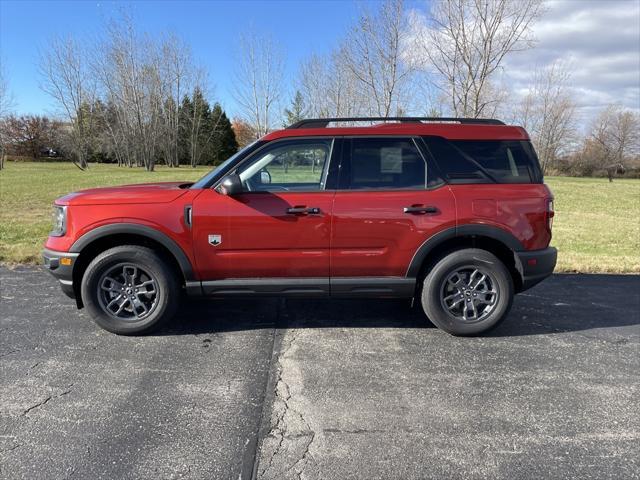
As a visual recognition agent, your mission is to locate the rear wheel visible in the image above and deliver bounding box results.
[421,248,513,336]
[81,246,179,335]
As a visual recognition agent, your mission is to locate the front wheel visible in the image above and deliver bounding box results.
[421,248,514,336]
[81,246,179,335]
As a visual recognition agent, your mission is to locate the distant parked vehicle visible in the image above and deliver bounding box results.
[40,148,60,158]
[43,117,556,336]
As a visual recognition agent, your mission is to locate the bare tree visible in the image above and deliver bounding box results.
[340,0,416,117]
[590,105,640,164]
[88,17,208,170]
[40,36,96,169]
[514,61,577,173]
[0,61,12,118]
[330,47,370,118]
[297,0,417,120]
[93,19,166,171]
[298,48,369,119]
[298,54,331,118]
[564,106,640,178]
[0,60,14,169]
[233,32,285,137]
[415,0,544,118]
[158,34,197,167]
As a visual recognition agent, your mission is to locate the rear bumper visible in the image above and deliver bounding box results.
[515,247,557,292]
[42,248,79,299]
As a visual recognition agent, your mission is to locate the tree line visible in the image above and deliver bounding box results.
[1,0,638,176]
[0,92,237,168]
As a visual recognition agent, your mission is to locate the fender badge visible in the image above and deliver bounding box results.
[208,234,222,246]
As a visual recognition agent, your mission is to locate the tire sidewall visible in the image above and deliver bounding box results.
[422,249,513,336]
[81,246,178,335]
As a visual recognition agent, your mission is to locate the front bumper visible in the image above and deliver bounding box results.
[515,247,558,292]
[42,248,79,299]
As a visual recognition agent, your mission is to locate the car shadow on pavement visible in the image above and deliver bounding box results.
[163,296,431,336]
[489,273,639,337]
[160,274,640,337]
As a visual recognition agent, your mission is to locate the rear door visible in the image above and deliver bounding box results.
[330,137,456,295]
[192,138,339,294]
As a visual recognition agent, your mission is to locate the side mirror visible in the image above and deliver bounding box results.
[219,174,243,195]
[260,169,271,184]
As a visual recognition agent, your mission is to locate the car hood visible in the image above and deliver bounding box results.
[56,182,193,206]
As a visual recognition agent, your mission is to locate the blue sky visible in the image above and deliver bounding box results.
[1,0,400,115]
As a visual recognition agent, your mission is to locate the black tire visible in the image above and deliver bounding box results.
[80,245,179,335]
[421,248,514,336]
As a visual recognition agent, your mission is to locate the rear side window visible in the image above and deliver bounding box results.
[423,137,542,184]
[340,138,426,190]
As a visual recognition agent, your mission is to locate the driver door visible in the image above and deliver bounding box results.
[192,138,338,294]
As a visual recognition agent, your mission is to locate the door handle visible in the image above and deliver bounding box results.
[403,205,438,214]
[286,206,321,215]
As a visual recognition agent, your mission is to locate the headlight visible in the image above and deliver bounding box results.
[50,205,67,237]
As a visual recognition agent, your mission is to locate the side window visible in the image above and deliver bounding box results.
[424,136,540,184]
[238,139,332,192]
[451,140,539,183]
[341,138,426,190]
[423,136,487,182]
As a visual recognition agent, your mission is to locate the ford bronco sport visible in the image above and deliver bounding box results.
[43,117,557,336]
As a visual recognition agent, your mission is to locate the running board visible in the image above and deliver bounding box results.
[186,277,415,298]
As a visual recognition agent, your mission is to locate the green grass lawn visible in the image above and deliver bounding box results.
[0,162,209,263]
[545,176,639,273]
[1,161,639,272]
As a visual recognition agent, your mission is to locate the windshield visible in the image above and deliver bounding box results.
[191,141,260,189]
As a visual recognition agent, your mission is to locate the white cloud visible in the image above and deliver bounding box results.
[406,0,639,126]
[504,0,640,124]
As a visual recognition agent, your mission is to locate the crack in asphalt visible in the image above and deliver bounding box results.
[21,396,53,416]
[257,320,317,480]
[0,444,22,454]
[288,429,316,480]
[258,331,296,479]
[21,385,73,416]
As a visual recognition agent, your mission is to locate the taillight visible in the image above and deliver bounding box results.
[547,199,555,232]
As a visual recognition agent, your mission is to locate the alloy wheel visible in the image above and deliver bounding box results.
[97,263,159,321]
[439,266,499,323]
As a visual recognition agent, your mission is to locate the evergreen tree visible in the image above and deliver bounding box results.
[178,94,193,165]
[281,91,307,172]
[283,90,307,127]
[179,88,213,167]
[210,103,239,165]
[178,92,238,166]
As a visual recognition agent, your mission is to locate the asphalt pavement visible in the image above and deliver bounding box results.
[1,267,638,480]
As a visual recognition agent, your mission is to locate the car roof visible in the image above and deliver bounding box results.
[262,120,529,142]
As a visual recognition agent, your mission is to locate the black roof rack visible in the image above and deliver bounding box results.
[287,117,505,129]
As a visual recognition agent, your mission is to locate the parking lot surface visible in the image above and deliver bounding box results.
[1,268,639,479]
[1,267,277,479]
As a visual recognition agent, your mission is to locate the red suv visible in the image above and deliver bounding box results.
[43,117,556,336]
